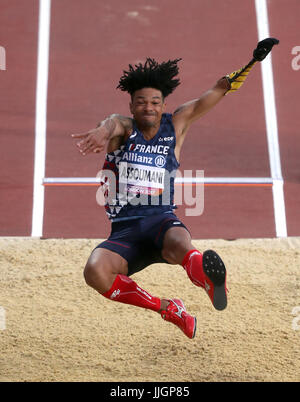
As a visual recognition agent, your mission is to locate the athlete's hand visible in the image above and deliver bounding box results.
[253,37,279,61]
[71,126,108,155]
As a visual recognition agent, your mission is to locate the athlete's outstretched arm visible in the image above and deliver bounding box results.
[173,37,279,141]
[71,114,133,155]
[172,77,230,137]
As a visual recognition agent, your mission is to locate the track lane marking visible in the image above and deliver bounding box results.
[254,0,287,237]
[31,0,51,237]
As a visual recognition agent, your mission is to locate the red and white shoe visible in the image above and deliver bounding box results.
[202,250,227,311]
[161,299,196,339]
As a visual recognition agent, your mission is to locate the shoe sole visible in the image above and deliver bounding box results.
[202,250,227,311]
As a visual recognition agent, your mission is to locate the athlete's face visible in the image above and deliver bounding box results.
[130,88,166,129]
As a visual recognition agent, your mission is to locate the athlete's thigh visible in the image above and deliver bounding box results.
[145,213,191,250]
[87,246,129,276]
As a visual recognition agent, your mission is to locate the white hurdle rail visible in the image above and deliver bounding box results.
[42,176,287,238]
[43,177,274,186]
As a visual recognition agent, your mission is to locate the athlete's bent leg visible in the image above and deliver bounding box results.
[84,247,164,312]
[162,227,206,287]
[84,246,196,338]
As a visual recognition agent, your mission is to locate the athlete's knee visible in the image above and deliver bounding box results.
[83,260,98,287]
[162,227,192,264]
[83,257,114,294]
[162,237,191,264]
[162,244,186,264]
[83,248,128,294]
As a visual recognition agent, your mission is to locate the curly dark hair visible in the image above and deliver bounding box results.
[117,57,182,98]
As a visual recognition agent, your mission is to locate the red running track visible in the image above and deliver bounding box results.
[0,0,299,239]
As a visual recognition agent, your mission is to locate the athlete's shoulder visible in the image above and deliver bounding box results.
[160,113,175,128]
[162,112,173,121]
[160,113,175,136]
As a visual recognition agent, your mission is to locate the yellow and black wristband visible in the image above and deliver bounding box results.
[225,58,257,95]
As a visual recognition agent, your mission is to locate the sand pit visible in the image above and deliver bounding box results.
[0,236,299,382]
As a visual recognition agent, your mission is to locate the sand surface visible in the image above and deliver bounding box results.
[0,236,299,382]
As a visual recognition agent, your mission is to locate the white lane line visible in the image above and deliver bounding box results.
[31,0,51,237]
[254,0,287,237]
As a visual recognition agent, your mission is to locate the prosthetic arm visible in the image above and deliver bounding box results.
[225,37,279,94]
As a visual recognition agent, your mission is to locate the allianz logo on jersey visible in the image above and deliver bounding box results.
[122,152,166,167]
[154,155,166,168]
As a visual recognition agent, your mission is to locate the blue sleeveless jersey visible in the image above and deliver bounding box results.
[100,113,179,222]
